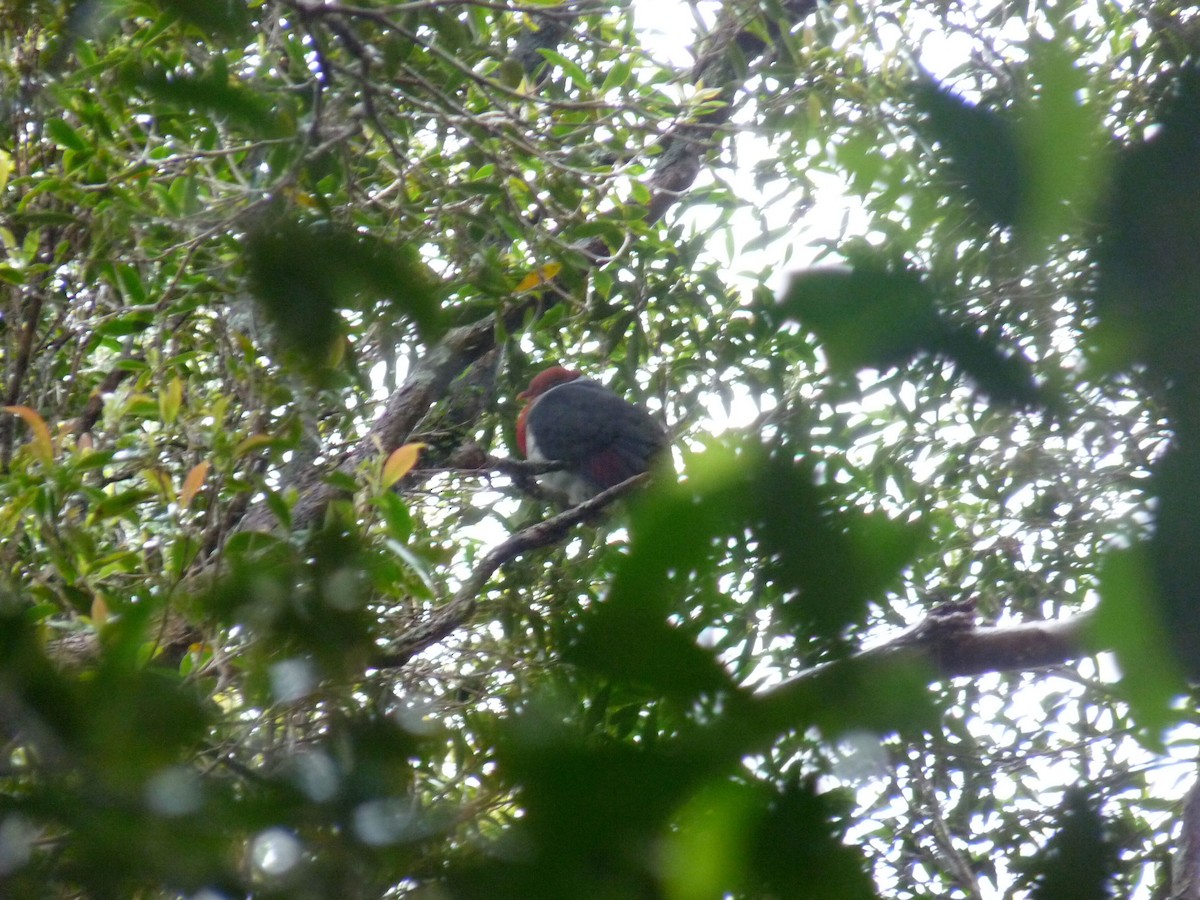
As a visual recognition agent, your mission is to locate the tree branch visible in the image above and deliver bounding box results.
[761,612,1097,723]
[372,472,651,668]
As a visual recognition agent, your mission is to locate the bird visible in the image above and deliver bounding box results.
[515,366,668,505]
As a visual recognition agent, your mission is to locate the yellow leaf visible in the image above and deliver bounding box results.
[515,262,562,292]
[382,442,426,490]
[90,594,109,628]
[3,405,54,464]
[0,149,11,195]
[159,376,183,425]
[180,460,211,509]
[234,433,275,457]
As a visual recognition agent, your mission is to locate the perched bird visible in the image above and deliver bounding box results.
[515,366,667,505]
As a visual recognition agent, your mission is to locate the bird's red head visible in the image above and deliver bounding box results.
[517,366,582,402]
[516,366,582,458]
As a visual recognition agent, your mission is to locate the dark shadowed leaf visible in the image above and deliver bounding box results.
[153,0,252,40]
[777,263,1041,405]
[753,448,928,640]
[775,264,941,374]
[915,80,1026,230]
[612,438,927,649]
[565,602,734,701]
[932,325,1042,407]
[246,218,444,371]
[747,780,878,899]
[665,778,879,900]
[1093,62,1200,390]
[1027,789,1117,900]
[756,651,939,742]
[449,709,715,899]
[1147,442,1200,683]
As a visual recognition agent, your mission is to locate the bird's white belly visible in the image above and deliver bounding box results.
[524,432,593,505]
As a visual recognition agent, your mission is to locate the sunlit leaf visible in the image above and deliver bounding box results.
[601,59,631,92]
[381,442,425,490]
[142,467,175,501]
[3,405,54,464]
[159,376,183,425]
[537,49,590,93]
[515,262,562,292]
[180,460,211,509]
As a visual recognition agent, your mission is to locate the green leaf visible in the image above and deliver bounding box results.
[1093,62,1200,384]
[1028,790,1117,900]
[152,0,252,39]
[137,65,284,137]
[245,216,444,373]
[45,118,88,153]
[1092,545,1183,739]
[1016,37,1107,247]
[776,262,1041,405]
[775,264,941,373]
[915,80,1025,230]
[538,49,592,93]
[565,603,734,702]
[601,59,632,93]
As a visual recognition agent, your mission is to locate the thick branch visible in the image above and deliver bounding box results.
[762,612,1097,722]
[908,613,1097,677]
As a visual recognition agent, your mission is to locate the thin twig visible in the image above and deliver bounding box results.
[372,472,650,668]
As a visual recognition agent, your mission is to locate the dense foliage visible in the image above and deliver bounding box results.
[1,0,1199,897]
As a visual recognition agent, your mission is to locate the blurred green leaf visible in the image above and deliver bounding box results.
[1093,545,1183,738]
[1016,37,1108,247]
[153,0,252,40]
[746,780,878,899]
[136,64,285,136]
[246,217,444,372]
[776,264,941,373]
[915,80,1025,230]
[1028,789,1117,900]
[777,263,1040,405]
[1094,62,1200,388]
[565,603,734,702]
[45,118,88,152]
